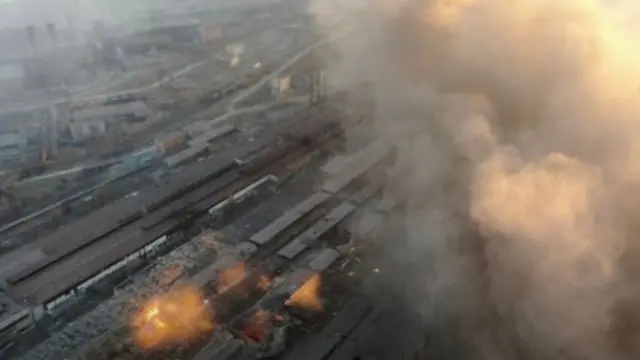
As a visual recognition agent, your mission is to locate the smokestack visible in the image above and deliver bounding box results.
[46,23,58,47]
[26,25,36,56]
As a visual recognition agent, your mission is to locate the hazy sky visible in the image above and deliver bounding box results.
[0,0,275,28]
[0,0,187,28]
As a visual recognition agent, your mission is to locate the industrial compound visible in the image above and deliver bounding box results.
[0,1,430,359]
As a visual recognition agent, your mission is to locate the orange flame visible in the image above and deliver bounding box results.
[218,262,247,293]
[285,273,323,311]
[257,275,272,291]
[242,309,271,343]
[132,286,213,349]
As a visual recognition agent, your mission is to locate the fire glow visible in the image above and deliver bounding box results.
[241,309,287,343]
[257,274,272,291]
[285,273,323,312]
[242,309,271,343]
[218,262,247,293]
[132,286,213,349]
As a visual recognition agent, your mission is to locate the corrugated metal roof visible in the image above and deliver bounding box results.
[249,192,330,245]
[308,248,340,272]
[278,202,356,260]
[187,124,236,146]
[321,141,391,194]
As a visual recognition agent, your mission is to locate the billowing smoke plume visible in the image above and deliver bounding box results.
[310,0,640,359]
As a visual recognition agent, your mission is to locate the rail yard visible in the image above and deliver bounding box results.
[0,97,428,359]
[0,1,434,360]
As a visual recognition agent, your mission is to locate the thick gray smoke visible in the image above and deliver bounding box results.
[310,0,640,359]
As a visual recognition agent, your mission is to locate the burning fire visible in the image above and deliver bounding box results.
[242,309,271,343]
[132,286,213,349]
[285,273,323,311]
[218,262,247,293]
[257,275,272,291]
[241,309,287,343]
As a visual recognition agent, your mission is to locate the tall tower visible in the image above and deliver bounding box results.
[47,23,62,86]
[26,25,36,57]
[24,25,39,89]
[46,23,58,47]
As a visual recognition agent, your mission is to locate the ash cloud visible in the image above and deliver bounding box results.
[310,0,640,358]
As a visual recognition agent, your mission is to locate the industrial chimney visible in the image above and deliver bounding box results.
[46,23,58,47]
[26,25,36,56]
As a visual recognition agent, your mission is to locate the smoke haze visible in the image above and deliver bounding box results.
[310,0,640,358]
